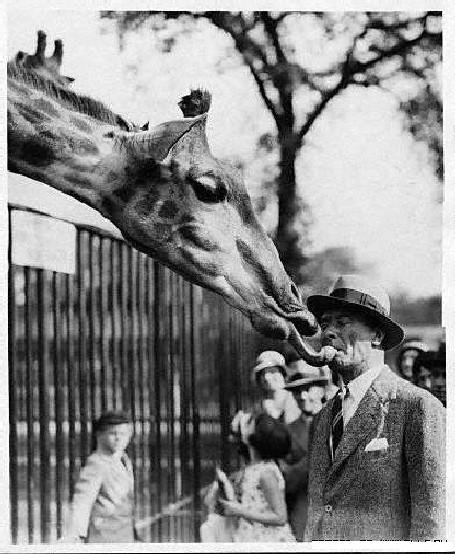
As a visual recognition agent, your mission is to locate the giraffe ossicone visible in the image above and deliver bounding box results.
[8,30,333,367]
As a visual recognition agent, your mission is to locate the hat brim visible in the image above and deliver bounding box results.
[306,295,405,351]
[285,377,329,390]
[253,362,286,374]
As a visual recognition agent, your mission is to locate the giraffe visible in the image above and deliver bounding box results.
[8,31,337,367]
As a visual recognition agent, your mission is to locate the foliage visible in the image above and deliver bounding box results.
[298,246,368,297]
[391,293,441,325]
[101,11,441,284]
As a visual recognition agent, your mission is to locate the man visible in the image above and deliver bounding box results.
[252,350,300,423]
[281,364,329,540]
[304,274,445,541]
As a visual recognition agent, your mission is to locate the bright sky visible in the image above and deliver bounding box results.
[7,9,442,298]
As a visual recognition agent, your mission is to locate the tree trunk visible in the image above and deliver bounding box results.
[274,133,310,285]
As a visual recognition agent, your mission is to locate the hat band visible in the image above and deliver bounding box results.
[331,288,388,316]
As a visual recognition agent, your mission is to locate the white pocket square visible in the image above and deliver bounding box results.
[365,437,389,452]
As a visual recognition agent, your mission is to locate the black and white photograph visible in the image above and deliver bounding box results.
[3,2,450,549]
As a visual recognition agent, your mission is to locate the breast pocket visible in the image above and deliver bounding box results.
[361,443,402,470]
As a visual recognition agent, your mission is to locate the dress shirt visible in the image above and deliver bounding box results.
[341,364,383,428]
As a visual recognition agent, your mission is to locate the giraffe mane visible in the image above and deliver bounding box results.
[7,61,137,132]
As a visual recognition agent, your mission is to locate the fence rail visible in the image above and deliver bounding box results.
[8,205,262,543]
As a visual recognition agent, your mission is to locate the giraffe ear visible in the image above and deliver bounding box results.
[116,114,208,161]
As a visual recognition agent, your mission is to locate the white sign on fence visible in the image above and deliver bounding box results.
[10,210,76,274]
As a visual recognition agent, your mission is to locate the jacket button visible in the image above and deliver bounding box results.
[324,504,333,515]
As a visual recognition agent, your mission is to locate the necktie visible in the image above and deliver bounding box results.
[330,387,348,461]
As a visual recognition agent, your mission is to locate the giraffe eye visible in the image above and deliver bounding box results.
[188,174,227,203]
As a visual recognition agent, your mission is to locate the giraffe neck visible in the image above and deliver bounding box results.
[8,70,131,213]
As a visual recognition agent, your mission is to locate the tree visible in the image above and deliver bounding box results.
[101,11,441,284]
[299,246,370,297]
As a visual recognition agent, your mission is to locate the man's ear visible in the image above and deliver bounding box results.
[372,328,385,348]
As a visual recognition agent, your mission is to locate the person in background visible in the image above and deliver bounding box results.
[252,351,300,423]
[396,340,428,381]
[280,364,329,540]
[412,342,446,407]
[63,411,137,543]
[219,411,296,542]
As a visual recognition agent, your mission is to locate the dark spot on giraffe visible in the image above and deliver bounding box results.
[100,196,119,217]
[18,102,51,126]
[112,183,137,204]
[134,187,162,218]
[180,214,196,225]
[106,170,120,183]
[63,172,93,189]
[236,192,256,226]
[39,129,60,142]
[33,98,60,118]
[180,225,218,252]
[18,135,55,167]
[158,200,179,220]
[129,159,163,186]
[70,116,93,134]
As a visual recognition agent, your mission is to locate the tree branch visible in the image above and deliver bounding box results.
[204,12,281,125]
[297,19,440,144]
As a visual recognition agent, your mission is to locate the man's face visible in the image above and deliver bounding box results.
[97,423,133,455]
[400,349,420,379]
[292,385,325,415]
[259,367,285,392]
[319,308,381,381]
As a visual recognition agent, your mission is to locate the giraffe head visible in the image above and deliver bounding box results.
[106,89,320,347]
[9,32,327,363]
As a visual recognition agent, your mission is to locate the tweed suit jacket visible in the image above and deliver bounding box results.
[304,365,445,541]
[68,452,136,543]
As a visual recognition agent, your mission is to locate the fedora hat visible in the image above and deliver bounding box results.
[253,350,287,377]
[306,274,404,351]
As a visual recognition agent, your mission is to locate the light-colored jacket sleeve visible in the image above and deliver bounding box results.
[405,393,446,540]
[67,456,104,538]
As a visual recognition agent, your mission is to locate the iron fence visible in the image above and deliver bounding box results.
[8,205,262,544]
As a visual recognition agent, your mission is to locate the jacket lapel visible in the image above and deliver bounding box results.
[327,365,397,478]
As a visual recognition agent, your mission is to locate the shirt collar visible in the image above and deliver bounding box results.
[342,364,383,401]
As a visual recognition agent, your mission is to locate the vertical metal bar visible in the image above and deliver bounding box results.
[153,261,163,541]
[78,231,89,463]
[100,238,108,412]
[52,273,64,539]
[180,279,190,499]
[24,267,35,542]
[137,253,146,523]
[128,248,137,471]
[109,241,117,410]
[37,269,51,542]
[146,257,158,538]
[8,210,18,544]
[120,243,129,412]
[66,271,76,500]
[88,234,97,422]
[190,285,201,541]
[167,269,176,540]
